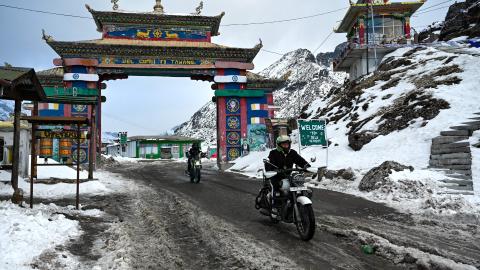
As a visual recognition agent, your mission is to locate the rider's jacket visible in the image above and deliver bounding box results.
[265,147,309,173]
[188,146,201,158]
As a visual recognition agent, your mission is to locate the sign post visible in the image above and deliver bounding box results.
[297,119,328,167]
[119,132,128,155]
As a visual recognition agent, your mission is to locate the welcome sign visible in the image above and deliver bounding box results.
[298,119,327,146]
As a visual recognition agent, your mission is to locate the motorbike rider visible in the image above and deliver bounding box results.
[265,135,310,214]
[186,142,201,173]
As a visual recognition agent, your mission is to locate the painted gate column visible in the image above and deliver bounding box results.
[213,62,271,167]
[215,68,246,167]
[60,58,100,179]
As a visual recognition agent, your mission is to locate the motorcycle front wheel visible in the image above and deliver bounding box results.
[295,204,315,241]
[194,167,201,184]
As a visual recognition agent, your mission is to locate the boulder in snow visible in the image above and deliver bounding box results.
[359,161,414,192]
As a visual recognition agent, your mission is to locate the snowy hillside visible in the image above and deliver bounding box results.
[173,101,216,145]
[260,48,347,118]
[102,132,119,144]
[229,43,480,214]
[0,100,14,120]
[174,48,346,142]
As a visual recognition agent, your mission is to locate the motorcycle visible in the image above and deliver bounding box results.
[255,159,317,241]
[188,152,205,184]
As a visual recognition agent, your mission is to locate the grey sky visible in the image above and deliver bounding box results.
[0,0,451,135]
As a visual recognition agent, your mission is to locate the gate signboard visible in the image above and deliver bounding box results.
[298,119,327,146]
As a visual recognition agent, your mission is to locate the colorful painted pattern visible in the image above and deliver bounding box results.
[72,147,88,164]
[226,116,241,129]
[104,27,210,41]
[99,57,212,66]
[226,98,240,114]
[227,147,241,160]
[227,131,241,146]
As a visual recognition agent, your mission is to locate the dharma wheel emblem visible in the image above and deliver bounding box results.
[72,73,80,80]
[232,75,239,82]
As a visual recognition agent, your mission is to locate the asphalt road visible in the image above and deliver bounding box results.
[105,160,462,270]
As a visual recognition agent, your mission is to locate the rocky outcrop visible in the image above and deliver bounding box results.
[429,113,480,194]
[315,42,348,67]
[359,161,414,192]
[418,22,444,43]
[439,0,480,41]
[307,53,456,151]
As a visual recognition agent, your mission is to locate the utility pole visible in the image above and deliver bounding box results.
[370,1,378,68]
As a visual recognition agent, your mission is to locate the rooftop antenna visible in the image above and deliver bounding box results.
[154,0,165,13]
[111,0,119,11]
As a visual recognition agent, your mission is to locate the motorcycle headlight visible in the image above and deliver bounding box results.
[293,174,306,185]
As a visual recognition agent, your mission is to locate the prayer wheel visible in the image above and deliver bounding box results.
[39,138,53,158]
[59,139,72,158]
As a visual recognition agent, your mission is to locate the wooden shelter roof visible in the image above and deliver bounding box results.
[0,67,46,101]
[86,5,224,36]
[335,1,425,33]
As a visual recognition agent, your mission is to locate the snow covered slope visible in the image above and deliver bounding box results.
[0,100,14,120]
[173,101,216,145]
[260,48,346,118]
[229,43,480,213]
[174,48,346,142]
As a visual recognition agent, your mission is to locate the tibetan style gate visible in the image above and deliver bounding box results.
[39,1,279,168]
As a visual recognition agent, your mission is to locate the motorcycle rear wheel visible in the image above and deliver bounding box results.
[295,204,315,241]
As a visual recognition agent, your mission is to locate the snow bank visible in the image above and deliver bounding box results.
[229,44,480,215]
[0,201,80,270]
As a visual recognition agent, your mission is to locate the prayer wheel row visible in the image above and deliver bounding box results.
[39,138,72,158]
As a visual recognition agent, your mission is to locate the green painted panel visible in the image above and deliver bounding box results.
[44,87,99,97]
[215,89,265,97]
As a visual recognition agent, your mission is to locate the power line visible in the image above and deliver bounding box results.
[415,0,454,13]
[261,49,285,56]
[102,112,163,134]
[221,7,348,27]
[0,4,92,19]
[0,3,348,27]
[414,5,452,16]
[313,32,334,54]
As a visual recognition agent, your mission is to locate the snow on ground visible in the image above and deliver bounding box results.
[33,157,89,179]
[0,167,132,270]
[229,44,480,216]
[0,201,81,270]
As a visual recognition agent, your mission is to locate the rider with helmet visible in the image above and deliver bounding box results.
[265,135,310,213]
[186,142,201,173]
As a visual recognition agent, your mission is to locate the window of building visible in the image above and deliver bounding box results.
[366,16,404,44]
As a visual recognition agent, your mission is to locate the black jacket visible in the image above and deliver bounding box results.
[265,148,309,172]
[188,147,201,158]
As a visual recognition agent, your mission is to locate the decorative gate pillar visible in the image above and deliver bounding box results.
[55,58,100,179]
[214,61,272,168]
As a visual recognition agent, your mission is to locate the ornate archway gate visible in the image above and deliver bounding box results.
[39,2,278,169]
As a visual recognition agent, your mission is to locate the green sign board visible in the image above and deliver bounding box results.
[119,132,128,145]
[298,119,327,146]
[44,87,99,97]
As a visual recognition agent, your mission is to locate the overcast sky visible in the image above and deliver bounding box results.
[0,0,451,135]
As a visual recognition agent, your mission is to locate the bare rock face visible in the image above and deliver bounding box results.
[359,161,414,192]
[321,167,355,181]
[439,0,480,41]
[348,131,378,151]
[11,188,24,205]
